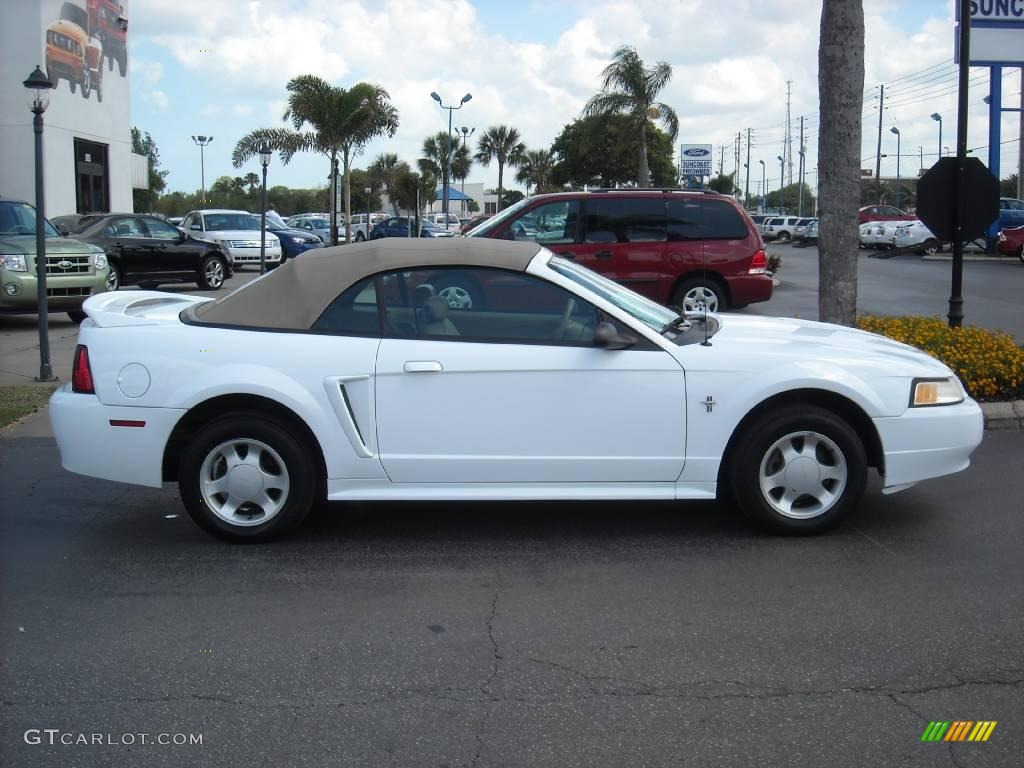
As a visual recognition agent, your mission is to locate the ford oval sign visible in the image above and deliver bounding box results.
[683,148,710,157]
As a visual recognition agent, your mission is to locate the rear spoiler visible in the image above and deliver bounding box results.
[81,291,210,328]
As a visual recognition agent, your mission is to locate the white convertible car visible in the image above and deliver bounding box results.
[50,240,983,541]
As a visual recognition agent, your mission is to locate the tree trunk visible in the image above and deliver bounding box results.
[817,0,864,327]
[343,148,352,245]
[329,152,338,247]
[497,161,504,212]
[638,120,651,188]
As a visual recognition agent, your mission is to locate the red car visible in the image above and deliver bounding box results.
[997,226,1024,262]
[858,204,916,224]
[466,190,771,313]
[87,0,127,76]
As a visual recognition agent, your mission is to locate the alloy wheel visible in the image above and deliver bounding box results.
[199,438,290,527]
[758,431,848,519]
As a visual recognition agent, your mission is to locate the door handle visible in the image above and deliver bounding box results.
[595,250,614,259]
[404,361,443,373]
[556,251,576,259]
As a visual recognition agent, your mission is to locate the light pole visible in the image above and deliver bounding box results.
[460,126,475,214]
[430,91,471,222]
[930,113,942,162]
[364,185,371,241]
[890,127,901,209]
[191,135,213,204]
[777,155,784,213]
[758,159,766,212]
[24,66,57,382]
[259,145,270,274]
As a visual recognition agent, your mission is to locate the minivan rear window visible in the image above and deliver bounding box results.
[667,199,750,241]
[584,198,666,243]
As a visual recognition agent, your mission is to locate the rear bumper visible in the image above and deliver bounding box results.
[50,386,185,488]
[723,274,773,307]
[873,399,984,489]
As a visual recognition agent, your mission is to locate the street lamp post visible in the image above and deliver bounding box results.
[930,113,942,162]
[890,127,901,209]
[259,145,271,274]
[364,185,371,241]
[460,126,475,214]
[777,155,785,214]
[758,159,766,212]
[430,91,472,223]
[191,135,213,204]
[24,66,57,382]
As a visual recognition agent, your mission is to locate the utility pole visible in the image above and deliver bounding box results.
[785,80,793,188]
[1019,67,1023,199]
[719,145,725,177]
[919,145,924,175]
[744,128,752,208]
[734,132,741,190]
[875,84,885,202]
[797,116,805,216]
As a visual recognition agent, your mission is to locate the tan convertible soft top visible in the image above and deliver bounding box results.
[190,238,541,329]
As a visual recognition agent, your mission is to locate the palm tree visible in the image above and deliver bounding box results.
[368,152,410,215]
[423,131,472,213]
[475,126,526,212]
[232,75,399,245]
[515,149,555,196]
[817,0,864,326]
[243,172,260,195]
[583,45,679,188]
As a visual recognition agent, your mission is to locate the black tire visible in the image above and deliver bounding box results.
[197,255,227,290]
[921,239,940,256]
[96,86,102,103]
[778,230,791,242]
[69,79,76,94]
[1017,246,1023,264]
[81,72,91,99]
[106,262,121,291]
[67,310,86,323]
[355,231,365,242]
[108,54,113,72]
[670,277,726,313]
[117,52,126,77]
[178,413,319,542]
[432,272,486,310]
[727,405,867,535]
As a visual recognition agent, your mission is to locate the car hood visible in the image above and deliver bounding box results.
[272,228,321,239]
[687,314,953,378]
[0,234,99,256]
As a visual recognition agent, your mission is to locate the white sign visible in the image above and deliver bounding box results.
[956,1,1024,65]
[679,144,712,178]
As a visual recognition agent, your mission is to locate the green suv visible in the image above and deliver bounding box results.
[0,198,113,322]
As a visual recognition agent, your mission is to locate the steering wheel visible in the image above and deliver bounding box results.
[554,298,576,339]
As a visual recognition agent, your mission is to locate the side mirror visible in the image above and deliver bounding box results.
[593,321,637,350]
[178,229,187,241]
[56,225,70,236]
[190,224,201,231]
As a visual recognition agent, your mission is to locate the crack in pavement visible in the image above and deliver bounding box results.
[472,568,504,768]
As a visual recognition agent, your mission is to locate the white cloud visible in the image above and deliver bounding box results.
[233,104,253,117]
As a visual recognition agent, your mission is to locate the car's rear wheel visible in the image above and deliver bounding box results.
[197,255,227,290]
[1017,245,1024,264]
[778,230,791,242]
[106,262,121,291]
[178,414,317,542]
[67,310,86,323]
[433,273,484,310]
[81,71,91,99]
[671,278,725,313]
[921,239,940,255]
[727,405,866,534]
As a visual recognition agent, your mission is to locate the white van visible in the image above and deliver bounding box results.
[424,212,462,232]
[348,212,389,241]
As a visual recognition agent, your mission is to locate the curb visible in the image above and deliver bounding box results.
[980,401,1024,431]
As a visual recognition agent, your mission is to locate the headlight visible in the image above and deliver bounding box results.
[92,252,108,269]
[2,254,28,272]
[910,377,964,407]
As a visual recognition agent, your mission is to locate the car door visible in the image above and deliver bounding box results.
[576,197,667,301]
[143,216,202,276]
[373,266,686,484]
[105,216,150,278]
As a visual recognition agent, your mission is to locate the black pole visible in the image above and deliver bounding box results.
[894,132,901,209]
[443,107,452,221]
[948,0,971,328]
[33,107,55,382]
[260,164,267,274]
[200,143,206,204]
[366,191,370,241]
[875,84,884,202]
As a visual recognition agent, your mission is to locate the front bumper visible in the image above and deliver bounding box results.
[873,398,984,489]
[50,386,186,488]
[0,269,110,313]
[222,245,282,265]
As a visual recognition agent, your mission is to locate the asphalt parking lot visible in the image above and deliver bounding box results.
[1,411,1022,767]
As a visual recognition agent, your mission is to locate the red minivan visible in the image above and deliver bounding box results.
[466,190,771,312]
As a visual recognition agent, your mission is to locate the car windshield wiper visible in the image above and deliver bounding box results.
[659,313,693,334]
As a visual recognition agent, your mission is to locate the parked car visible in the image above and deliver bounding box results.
[748,214,771,227]
[467,190,771,313]
[264,219,325,260]
[998,197,1024,230]
[180,209,281,268]
[793,218,818,242]
[892,220,942,255]
[996,226,1024,262]
[286,215,339,244]
[461,214,492,234]
[804,218,818,243]
[46,4,92,99]
[858,205,916,224]
[370,217,455,239]
[761,216,802,242]
[51,238,983,542]
[346,213,388,242]
[167,216,183,227]
[73,213,232,290]
[87,0,127,77]
[859,221,895,250]
[0,197,112,322]
[425,212,462,232]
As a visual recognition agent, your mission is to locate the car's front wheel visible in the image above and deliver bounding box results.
[920,239,941,255]
[671,278,725,313]
[178,413,318,542]
[197,255,227,290]
[726,405,867,534]
[433,273,484,310]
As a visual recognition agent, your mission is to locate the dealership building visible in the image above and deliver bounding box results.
[0,0,145,217]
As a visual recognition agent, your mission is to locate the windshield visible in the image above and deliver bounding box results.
[548,255,677,333]
[0,201,60,238]
[204,213,261,231]
[465,196,533,237]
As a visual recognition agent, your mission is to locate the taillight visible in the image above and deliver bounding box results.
[72,344,95,394]
[748,249,768,274]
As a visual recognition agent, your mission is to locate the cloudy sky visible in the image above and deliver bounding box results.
[128,0,1022,199]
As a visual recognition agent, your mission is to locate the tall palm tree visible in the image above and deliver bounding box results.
[817,0,864,326]
[368,152,410,215]
[583,45,679,188]
[233,75,399,244]
[423,131,472,212]
[475,125,526,212]
[515,149,555,196]
[243,172,260,195]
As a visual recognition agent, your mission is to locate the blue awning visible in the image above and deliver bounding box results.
[435,187,474,201]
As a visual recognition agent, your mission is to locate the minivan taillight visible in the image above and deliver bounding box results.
[748,249,768,274]
[72,344,95,394]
